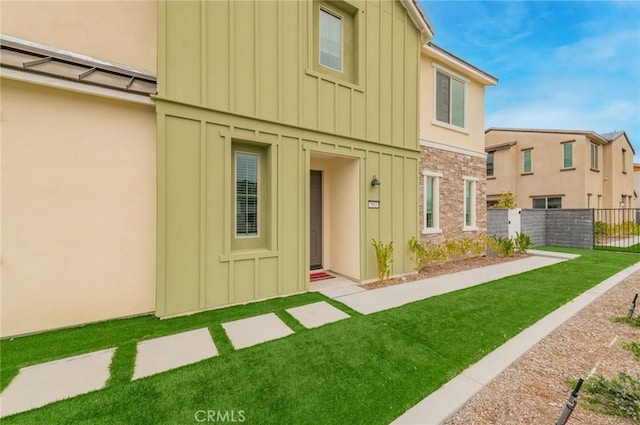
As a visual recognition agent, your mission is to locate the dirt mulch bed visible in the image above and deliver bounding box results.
[362,254,529,290]
[445,270,640,425]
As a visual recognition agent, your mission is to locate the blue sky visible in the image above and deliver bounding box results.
[420,0,640,158]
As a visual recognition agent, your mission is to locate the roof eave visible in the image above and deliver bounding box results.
[423,42,498,86]
[400,0,435,40]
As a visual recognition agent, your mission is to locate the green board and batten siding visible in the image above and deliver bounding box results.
[156,0,423,317]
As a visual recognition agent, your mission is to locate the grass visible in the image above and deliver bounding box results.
[594,243,640,253]
[623,341,640,361]
[1,248,638,424]
[582,373,640,421]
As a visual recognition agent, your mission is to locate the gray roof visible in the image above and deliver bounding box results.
[601,131,625,142]
[0,35,156,96]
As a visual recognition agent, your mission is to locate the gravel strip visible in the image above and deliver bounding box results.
[445,271,640,425]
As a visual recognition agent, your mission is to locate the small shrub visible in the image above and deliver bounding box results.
[458,238,473,258]
[514,232,533,253]
[408,236,425,271]
[595,221,609,238]
[372,239,393,281]
[623,341,640,361]
[614,316,640,327]
[471,234,488,257]
[488,235,515,257]
[445,240,463,259]
[581,373,640,421]
[493,191,517,209]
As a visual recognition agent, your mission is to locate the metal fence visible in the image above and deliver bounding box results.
[593,208,640,253]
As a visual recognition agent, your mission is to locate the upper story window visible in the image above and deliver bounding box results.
[311,1,359,85]
[590,143,599,170]
[319,8,342,71]
[523,149,532,174]
[562,142,573,169]
[435,68,466,129]
[487,152,494,177]
[622,148,627,173]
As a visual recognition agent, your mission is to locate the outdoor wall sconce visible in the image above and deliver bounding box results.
[371,175,381,187]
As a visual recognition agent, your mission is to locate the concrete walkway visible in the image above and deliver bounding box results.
[392,259,640,425]
[0,250,591,419]
[333,253,575,314]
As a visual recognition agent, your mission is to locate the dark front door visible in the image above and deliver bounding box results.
[310,170,323,269]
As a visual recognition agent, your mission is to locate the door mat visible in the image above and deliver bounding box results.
[310,271,334,282]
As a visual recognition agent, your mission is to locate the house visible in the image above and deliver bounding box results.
[418,43,497,244]
[155,0,433,318]
[0,2,157,337]
[1,0,441,337]
[485,128,636,209]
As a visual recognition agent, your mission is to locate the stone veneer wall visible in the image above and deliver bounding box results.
[419,145,487,245]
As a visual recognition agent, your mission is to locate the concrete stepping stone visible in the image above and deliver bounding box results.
[286,301,350,328]
[0,348,115,418]
[133,328,218,380]
[222,313,293,350]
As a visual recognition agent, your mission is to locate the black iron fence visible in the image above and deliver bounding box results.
[593,208,640,253]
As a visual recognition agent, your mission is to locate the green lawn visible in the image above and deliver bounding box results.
[1,248,638,424]
[594,243,640,253]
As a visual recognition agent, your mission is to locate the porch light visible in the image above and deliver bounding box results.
[371,175,381,187]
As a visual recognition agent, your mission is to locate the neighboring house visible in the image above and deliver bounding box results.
[419,43,498,244]
[0,1,157,337]
[485,128,636,209]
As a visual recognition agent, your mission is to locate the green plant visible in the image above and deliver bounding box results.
[372,239,393,281]
[445,240,463,259]
[487,235,515,257]
[408,236,427,271]
[471,234,488,257]
[614,316,640,327]
[594,221,609,238]
[514,232,533,253]
[425,242,447,264]
[623,341,640,361]
[493,192,517,209]
[581,373,640,421]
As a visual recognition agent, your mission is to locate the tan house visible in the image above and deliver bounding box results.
[485,128,636,209]
[419,43,497,243]
[1,1,158,337]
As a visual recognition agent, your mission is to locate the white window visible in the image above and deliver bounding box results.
[590,143,599,170]
[319,8,342,71]
[236,152,259,237]
[463,177,477,230]
[435,68,466,129]
[422,171,441,234]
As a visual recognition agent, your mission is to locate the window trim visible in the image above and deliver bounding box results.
[318,7,343,72]
[463,176,478,231]
[234,151,260,239]
[531,196,563,209]
[432,64,469,132]
[422,170,442,234]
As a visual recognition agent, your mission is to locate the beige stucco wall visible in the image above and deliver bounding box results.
[603,135,635,207]
[419,53,488,154]
[0,0,156,73]
[0,79,156,337]
[485,130,633,209]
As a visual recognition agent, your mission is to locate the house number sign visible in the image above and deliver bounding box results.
[368,200,380,209]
